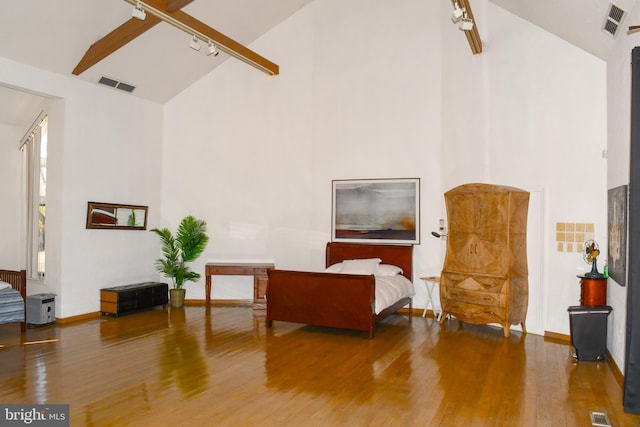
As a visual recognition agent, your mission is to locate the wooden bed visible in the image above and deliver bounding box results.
[266,242,414,338]
[0,269,27,333]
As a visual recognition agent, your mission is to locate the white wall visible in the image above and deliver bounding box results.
[606,2,640,376]
[163,0,444,307]
[0,57,163,317]
[0,122,23,267]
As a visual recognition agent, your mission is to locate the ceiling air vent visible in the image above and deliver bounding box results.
[603,2,627,37]
[98,76,136,93]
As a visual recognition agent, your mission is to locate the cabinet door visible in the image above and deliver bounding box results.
[446,192,478,234]
[444,192,508,275]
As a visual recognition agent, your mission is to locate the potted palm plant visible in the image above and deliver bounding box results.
[151,215,209,308]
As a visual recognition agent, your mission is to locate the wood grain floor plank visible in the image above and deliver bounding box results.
[0,307,638,426]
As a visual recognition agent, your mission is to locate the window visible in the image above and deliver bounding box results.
[24,116,47,279]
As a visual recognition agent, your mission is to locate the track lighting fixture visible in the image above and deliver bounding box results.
[206,40,219,56]
[459,10,474,31]
[120,0,278,74]
[132,1,146,20]
[189,35,201,51]
[459,19,474,31]
[451,2,464,23]
[449,0,482,54]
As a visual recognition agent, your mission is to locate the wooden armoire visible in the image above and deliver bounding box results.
[439,183,529,337]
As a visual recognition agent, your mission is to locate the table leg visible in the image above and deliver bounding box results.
[205,274,211,306]
[423,279,441,320]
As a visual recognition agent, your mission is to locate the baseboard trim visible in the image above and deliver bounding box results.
[543,330,570,342]
[184,299,253,307]
[56,311,101,324]
[398,307,438,317]
[607,350,625,390]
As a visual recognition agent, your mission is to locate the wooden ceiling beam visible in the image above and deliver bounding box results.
[167,8,279,75]
[163,0,193,13]
[72,0,194,76]
[72,16,162,75]
[73,0,279,77]
[130,0,278,75]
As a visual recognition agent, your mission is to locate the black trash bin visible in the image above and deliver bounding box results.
[567,305,612,361]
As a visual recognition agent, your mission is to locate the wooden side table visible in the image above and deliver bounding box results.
[577,275,607,306]
[420,276,441,320]
[205,262,274,309]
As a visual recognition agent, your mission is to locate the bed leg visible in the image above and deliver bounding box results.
[266,319,273,328]
[369,328,375,339]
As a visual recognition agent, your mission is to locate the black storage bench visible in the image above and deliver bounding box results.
[100,282,168,317]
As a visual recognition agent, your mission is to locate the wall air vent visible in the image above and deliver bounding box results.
[603,2,627,37]
[98,76,136,93]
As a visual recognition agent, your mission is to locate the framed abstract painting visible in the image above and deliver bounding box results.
[332,178,420,245]
[608,185,628,286]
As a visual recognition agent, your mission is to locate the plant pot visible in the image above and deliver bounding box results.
[169,288,186,308]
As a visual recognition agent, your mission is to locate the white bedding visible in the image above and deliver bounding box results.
[324,259,415,315]
[373,274,415,314]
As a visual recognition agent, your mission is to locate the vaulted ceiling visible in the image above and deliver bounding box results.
[0,0,637,129]
[0,0,312,105]
[491,0,637,59]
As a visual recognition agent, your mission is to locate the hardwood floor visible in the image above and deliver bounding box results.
[1,307,639,427]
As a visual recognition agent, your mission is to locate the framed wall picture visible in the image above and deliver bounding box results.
[608,185,628,286]
[86,202,148,230]
[332,178,420,244]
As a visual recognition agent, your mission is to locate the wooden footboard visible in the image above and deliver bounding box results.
[0,269,27,332]
[267,270,378,337]
[266,242,414,338]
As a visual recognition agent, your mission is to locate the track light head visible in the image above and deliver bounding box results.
[207,40,219,56]
[189,35,201,51]
[459,15,474,31]
[132,1,146,20]
[451,2,464,23]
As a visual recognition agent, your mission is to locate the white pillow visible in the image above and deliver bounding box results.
[0,281,11,291]
[339,258,381,275]
[324,263,343,273]
[377,264,403,276]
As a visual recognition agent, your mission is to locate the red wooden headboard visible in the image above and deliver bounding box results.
[325,242,413,281]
